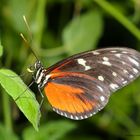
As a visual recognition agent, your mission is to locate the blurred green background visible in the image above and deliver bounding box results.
[1,0,140,140]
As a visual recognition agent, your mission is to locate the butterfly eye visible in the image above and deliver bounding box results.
[34,61,42,69]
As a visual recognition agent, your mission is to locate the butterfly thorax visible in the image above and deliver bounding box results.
[27,60,51,88]
[35,68,51,88]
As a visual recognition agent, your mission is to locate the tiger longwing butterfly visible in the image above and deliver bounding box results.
[28,47,140,120]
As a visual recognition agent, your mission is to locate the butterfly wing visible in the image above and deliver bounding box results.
[44,47,140,119]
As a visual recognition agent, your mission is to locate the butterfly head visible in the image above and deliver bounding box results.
[27,60,43,73]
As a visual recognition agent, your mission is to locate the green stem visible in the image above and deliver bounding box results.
[133,0,140,24]
[93,0,140,40]
[2,92,12,132]
[33,0,47,49]
[2,53,13,132]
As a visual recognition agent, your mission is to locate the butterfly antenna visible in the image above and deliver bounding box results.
[23,15,32,40]
[20,33,39,61]
[20,15,39,61]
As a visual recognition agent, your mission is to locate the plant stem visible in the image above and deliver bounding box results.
[133,0,140,24]
[94,0,140,40]
[33,0,47,49]
[2,91,12,132]
[2,53,13,132]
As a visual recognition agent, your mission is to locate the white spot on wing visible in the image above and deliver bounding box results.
[112,72,117,77]
[98,76,104,81]
[77,58,86,66]
[122,80,127,84]
[129,75,134,78]
[115,53,121,58]
[92,112,95,115]
[56,109,59,113]
[64,113,67,117]
[84,115,88,118]
[122,51,128,54]
[60,112,63,116]
[133,68,138,73]
[70,115,73,119]
[97,85,103,92]
[121,78,124,81]
[89,113,92,117]
[110,50,117,53]
[92,51,100,55]
[75,116,79,120]
[122,61,126,65]
[110,83,119,90]
[102,61,112,66]
[123,69,128,73]
[103,57,109,61]
[128,57,139,66]
[85,66,91,70]
[77,58,91,70]
[100,96,105,102]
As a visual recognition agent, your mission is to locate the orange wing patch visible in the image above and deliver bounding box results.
[44,82,93,115]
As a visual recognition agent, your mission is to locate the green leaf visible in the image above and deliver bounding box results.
[0,40,3,57]
[23,121,76,140]
[0,123,19,140]
[62,10,103,54]
[0,69,41,131]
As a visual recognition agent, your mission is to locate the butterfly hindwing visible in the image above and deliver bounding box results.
[44,72,110,120]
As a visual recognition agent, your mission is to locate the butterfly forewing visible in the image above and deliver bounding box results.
[44,47,140,120]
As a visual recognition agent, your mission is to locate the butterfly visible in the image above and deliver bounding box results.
[27,47,140,120]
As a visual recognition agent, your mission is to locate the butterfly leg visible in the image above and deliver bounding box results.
[38,86,44,109]
[15,80,35,101]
